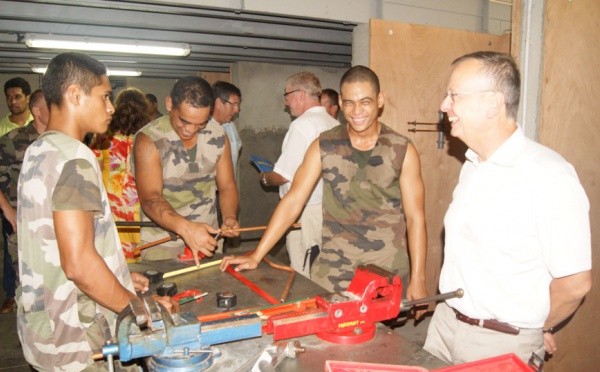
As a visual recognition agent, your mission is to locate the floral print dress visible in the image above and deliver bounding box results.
[90,132,140,260]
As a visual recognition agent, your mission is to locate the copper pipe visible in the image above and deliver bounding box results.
[233,222,300,233]
[92,352,103,361]
[133,236,175,255]
[263,257,295,303]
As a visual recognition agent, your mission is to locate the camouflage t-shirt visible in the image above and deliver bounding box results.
[17,131,133,371]
[314,123,410,292]
[133,115,225,255]
[0,122,40,209]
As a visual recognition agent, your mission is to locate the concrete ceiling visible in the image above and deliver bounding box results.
[0,0,355,79]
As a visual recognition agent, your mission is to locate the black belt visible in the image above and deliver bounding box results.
[453,308,520,335]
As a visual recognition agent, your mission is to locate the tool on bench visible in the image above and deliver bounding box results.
[266,264,463,344]
[235,340,305,372]
[97,295,262,371]
[156,282,178,297]
[174,290,208,305]
[142,260,222,285]
[217,292,237,309]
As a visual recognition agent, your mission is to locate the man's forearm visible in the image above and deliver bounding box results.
[218,186,239,222]
[544,271,592,329]
[141,195,189,235]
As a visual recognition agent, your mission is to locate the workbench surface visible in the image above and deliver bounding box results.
[129,253,447,371]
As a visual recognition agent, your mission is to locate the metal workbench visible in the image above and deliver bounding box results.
[129,254,448,371]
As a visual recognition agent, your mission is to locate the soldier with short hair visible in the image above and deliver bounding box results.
[221,66,428,318]
[17,52,178,371]
[0,89,48,314]
[133,76,240,264]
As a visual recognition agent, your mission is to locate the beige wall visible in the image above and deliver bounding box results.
[538,1,600,370]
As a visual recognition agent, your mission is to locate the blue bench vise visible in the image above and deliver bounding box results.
[101,296,261,371]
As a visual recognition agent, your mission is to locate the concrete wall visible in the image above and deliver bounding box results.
[230,62,345,243]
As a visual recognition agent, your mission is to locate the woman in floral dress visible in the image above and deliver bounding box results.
[90,88,151,261]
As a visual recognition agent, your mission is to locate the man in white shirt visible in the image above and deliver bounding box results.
[424,51,591,365]
[259,72,339,278]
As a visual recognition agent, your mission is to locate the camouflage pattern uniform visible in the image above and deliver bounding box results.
[314,123,410,292]
[133,116,225,260]
[17,131,134,371]
[0,123,41,286]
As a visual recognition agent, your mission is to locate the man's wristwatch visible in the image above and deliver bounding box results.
[261,173,269,186]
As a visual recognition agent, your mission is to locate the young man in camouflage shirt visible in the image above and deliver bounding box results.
[221,66,428,317]
[133,76,240,265]
[17,52,178,371]
[0,89,48,314]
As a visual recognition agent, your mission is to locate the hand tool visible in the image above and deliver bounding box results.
[96,295,262,371]
[178,292,208,305]
[174,289,207,305]
[266,264,463,344]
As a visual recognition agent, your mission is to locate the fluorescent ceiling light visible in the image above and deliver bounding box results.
[23,33,190,57]
[31,66,142,77]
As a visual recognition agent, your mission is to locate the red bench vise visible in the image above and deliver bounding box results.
[267,264,403,344]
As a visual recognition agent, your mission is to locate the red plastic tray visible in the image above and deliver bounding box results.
[432,354,533,372]
[325,360,428,372]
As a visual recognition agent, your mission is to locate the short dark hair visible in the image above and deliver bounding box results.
[145,93,158,104]
[28,89,45,111]
[4,77,32,96]
[321,88,339,106]
[42,52,107,108]
[212,81,241,102]
[110,88,151,136]
[452,51,520,119]
[340,65,380,95]
[170,76,214,110]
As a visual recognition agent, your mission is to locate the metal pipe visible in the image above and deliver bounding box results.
[400,289,464,311]
[263,257,295,303]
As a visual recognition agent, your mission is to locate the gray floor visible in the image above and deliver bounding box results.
[0,240,432,370]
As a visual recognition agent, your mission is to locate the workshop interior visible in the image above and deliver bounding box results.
[0,0,598,371]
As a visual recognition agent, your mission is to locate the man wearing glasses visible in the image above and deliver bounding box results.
[211,81,242,180]
[259,72,339,278]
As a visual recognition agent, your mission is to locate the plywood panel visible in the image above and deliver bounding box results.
[539,1,600,370]
[369,19,510,299]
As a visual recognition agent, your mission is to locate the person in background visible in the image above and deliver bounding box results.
[423,51,592,364]
[145,93,162,121]
[0,89,48,314]
[17,52,178,371]
[133,76,240,264]
[222,66,428,317]
[0,77,33,137]
[89,87,151,261]
[211,81,242,180]
[257,72,339,278]
[320,88,340,120]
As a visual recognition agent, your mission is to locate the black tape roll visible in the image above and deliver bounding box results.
[143,270,163,284]
[157,282,178,297]
[216,292,237,308]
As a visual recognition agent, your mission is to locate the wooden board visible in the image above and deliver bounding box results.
[538,1,600,370]
[368,19,510,300]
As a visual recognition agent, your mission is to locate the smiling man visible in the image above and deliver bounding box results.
[221,66,428,314]
[423,52,591,365]
[133,76,239,264]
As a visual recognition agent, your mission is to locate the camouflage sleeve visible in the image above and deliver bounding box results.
[52,158,103,214]
[0,134,16,185]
